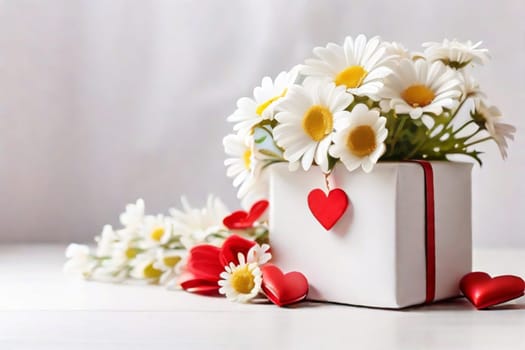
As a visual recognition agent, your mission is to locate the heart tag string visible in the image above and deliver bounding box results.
[324,172,332,192]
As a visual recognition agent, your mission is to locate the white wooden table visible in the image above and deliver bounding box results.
[1,245,524,350]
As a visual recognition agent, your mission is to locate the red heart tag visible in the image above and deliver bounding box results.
[307,188,349,230]
[223,200,269,230]
[460,271,525,309]
[261,264,309,307]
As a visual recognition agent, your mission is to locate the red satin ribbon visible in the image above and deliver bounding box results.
[408,160,436,303]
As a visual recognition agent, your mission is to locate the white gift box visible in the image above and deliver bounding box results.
[269,162,472,308]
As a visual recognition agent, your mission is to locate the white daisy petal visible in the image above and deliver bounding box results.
[301,144,317,171]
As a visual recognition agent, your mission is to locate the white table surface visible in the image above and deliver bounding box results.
[1,245,524,350]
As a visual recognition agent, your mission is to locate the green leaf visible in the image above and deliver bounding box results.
[327,154,338,171]
[255,135,267,144]
[258,149,283,159]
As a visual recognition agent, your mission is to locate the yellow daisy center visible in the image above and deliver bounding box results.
[256,89,287,116]
[125,247,139,259]
[335,65,368,88]
[242,149,252,170]
[401,84,435,107]
[346,125,377,157]
[231,265,256,294]
[163,256,181,268]
[150,227,165,241]
[302,105,333,142]
[143,263,163,279]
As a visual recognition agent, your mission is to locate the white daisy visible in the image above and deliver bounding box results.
[246,243,272,265]
[227,68,299,136]
[218,253,262,303]
[153,249,186,286]
[139,214,174,248]
[471,100,516,159]
[223,132,261,199]
[383,41,411,59]
[423,39,490,69]
[471,99,502,129]
[273,80,354,172]
[169,195,230,249]
[459,71,485,99]
[130,252,164,282]
[235,125,286,208]
[119,198,145,232]
[110,236,142,267]
[380,58,461,119]
[329,103,388,173]
[63,244,94,275]
[487,122,516,160]
[64,243,127,282]
[89,266,128,283]
[94,224,118,257]
[301,34,393,99]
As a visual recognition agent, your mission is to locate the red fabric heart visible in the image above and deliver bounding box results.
[178,272,222,295]
[460,271,525,309]
[261,264,309,307]
[219,234,256,266]
[307,188,349,230]
[180,235,257,294]
[185,245,223,281]
[180,245,222,294]
[223,200,269,230]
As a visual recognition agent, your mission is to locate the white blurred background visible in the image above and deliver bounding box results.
[0,0,523,246]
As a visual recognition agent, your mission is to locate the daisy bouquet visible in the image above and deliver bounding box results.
[65,34,516,309]
[65,197,308,306]
[224,35,515,207]
[64,197,268,287]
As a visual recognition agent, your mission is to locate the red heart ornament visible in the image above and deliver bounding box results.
[219,234,256,266]
[223,200,269,230]
[261,264,309,307]
[178,272,221,295]
[307,188,349,230]
[460,271,525,309]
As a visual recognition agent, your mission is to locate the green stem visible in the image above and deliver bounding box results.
[405,119,441,159]
[260,125,273,136]
[446,97,469,126]
[91,255,113,261]
[406,134,427,159]
[464,136,493,148]
[462,127,483,142]
[451,120,476,136]
[387,116,407,156]
[433,98,470,140]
